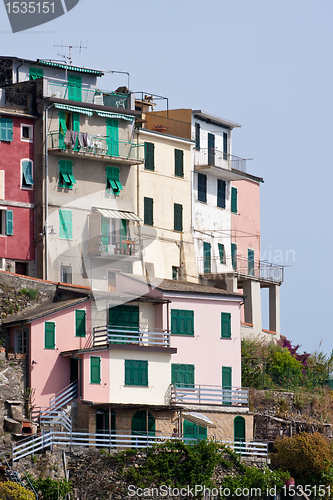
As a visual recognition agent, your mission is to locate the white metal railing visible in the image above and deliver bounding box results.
[49,381,78,410]
[194,149,246,173]
[38,409,72,432]
[93,326,171,347]
[12,430,268,463]
[170,384,249,406]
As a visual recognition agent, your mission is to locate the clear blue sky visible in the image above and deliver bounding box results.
[1,0,331,355]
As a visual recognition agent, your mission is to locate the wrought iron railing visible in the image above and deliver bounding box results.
[169,384,249,406]
[96,236,142,258]
[47,80,130,108]
[198,255,284,284]
[194,149,246,173]
[47,131,144,161]
[12,429,268,462]
[93,325,171,347]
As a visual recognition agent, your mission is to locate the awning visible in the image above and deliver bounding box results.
[96,111,134,122]
[183,412,216,428]
[54,103,93,116]
[95,208,142,222]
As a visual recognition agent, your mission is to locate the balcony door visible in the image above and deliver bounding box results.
[203,242,211,274]
[108,304,139,343]
[106,119,119,157]
[208,133,215,166]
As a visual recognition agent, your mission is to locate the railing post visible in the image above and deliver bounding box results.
[51,430,53,453]
[198,385,201,404]
[70,429,72,453]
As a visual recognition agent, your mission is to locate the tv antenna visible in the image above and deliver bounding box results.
[53,41,87,65]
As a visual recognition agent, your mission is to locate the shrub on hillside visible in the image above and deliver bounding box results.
[0,482,35,500]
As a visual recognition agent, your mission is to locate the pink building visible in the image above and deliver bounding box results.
[0,110,35,276]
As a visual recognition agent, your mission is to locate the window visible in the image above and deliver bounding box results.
[208,132,215,165]
[21,124,33,142]
[59,159,76,188]
[217,179,226,209]
[59,210,73,240]
[171,309,194,336]
[195,123,200,150]
[29,67,43,80]
[144,197,153,226]
[198,173,207,203]
[125,360,148,386]
[218,243,225,264]
[75,310,86,337]
[45,322,55,349]
[68,75,82,102]
[183,420,207,441]
[21,160,33,189]
[0,209,13,236]
[231,243,237,270]
[144,142,155,171]
[60,265,72,283]
[172,266,178,280]
[106,119,119,157]
[221,312,231,338]
[172,364,194,388]
[90,356,101,384]
[248,249,255,276]
[203,242,211,274]
[0,118,13,142]
[223,132,228,160]
[174,203,183,232]
[106,166,123,194]
[231,187,238,214]
[15,329,27,354]
[174,149,184,177]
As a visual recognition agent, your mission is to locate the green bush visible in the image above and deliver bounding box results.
[20,288,38,299]
[0,482,35,500]
[28,476,71,500]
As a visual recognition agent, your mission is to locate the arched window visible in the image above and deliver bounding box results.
[131,410,155,436]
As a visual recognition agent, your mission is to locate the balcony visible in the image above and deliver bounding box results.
[198,255,284,285]
[168,384,249,406]
[194,149,247,178]
[93,325,171,348]
[47,131,144,164]
[87,235,142,260]
[47,80,130,108]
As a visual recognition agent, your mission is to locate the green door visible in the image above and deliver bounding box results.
[107,119,119,157]
[222,366,232,405]
[183,419,207,444]
[108,304,139,343]
[203,242,211,274]
[234,416,246,453]
[131,411,155,447]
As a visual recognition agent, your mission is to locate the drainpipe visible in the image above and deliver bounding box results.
[16,60,25,83]
[44,104,53,279]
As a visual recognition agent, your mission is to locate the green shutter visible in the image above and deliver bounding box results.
[90,357,101,384]
[45,322,55,349]
[231,187,238,214]
[72,112,80,151]
[59,160,75,188]
[198,173,207,203]
[183,419,207,442]
[59,209,73,239]
[106,166,122,194]
[218,243,225,264]
[6,210,13,236]
[231,243,237,270]
[223,132,228,160]
[144,142,155,171]
[195,123,200,150]
[203,242,211,274]
[59,111,67,149]
[106,119,119,157]
[222,366,232,405]
[171,364,195,388]
[217,179,226,208]
[171,309,194,335]
[101,216,109,247]
[22,160,34,187]
[174,149,184,177]
[68,75,82,102]
[144,197,153,226]
[140,360,148,386]
[174,203,183,232]
[0,118,13,142]
[221,312,231,338]
[248,249,255,276]
[75,310,86,337]
[29,67,43,80]
[125,360,148,386]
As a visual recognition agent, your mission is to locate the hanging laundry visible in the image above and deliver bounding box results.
[64,130,71,146]
[82,132,88,148]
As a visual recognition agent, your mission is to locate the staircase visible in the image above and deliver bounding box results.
[32,381,78,432]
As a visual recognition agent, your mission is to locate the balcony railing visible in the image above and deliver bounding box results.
[194,149,246,173]
[198,255,284,284]
[93,325,171,347]
[47,80,130,108]
[87,235,142,258]
[47,131,144,161]
[169,384,249,406]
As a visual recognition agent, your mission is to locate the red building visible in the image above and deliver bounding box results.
[0,109,36,276]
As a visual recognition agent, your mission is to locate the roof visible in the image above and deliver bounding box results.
[2,297,90,326]
[0,108,37,119]
[192,110,241,129]
[0,57,104,77]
